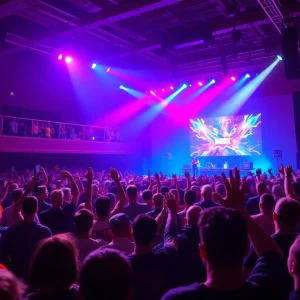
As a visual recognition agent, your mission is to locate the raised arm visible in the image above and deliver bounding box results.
[84,168,93,211]
[268,168,275,180]
[40,167,48,186]
[147,170,153,191]
[0,180,10,204]
[154,173,161,193]
[172,174,180,193]
[184,171,191,191]
[75,173,85,197]
[61,171,79,206]
[109,168,126,216]
[164,192,178,251]
[48,165,59,185]
[282,165,297,199]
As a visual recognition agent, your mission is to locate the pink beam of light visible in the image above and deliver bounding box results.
[102,95,151,126]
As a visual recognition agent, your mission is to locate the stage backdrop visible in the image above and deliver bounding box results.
[151,93,296,175]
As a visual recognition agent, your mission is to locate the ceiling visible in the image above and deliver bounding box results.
[0,0,299,80]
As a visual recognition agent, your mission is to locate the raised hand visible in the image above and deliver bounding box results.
[285,165,293,175]
[165,192,177,211]
[278,164,285,175]
[268,168,273,174]
[154,173,160,181]
[213,167,246,211]
[256,168,262,176]
[172,174,178,181]
[108,168,120,181]
[28,178,40,191]
[61,170,72,179]
[53,165,60,173]
[84,168,93,183]
[184,171,190,179]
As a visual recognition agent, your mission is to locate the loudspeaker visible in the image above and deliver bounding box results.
[281,24,300,80]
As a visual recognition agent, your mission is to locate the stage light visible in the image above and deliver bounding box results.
[106,67,111,72]
[198,82,203,86]
[162,88,165,92]
[92,137,95,141]
[211,79,216,84]
[91,63,97,69]
[182,84,188,88]
[150,90,156,96]
[246,74,250,78]
[277,55,283,61]
[120,85,124,89]
[58,54,63,60]
[65,56,72,64]
[231,76,236,81]
[170,86,174,90]
[189,84,192,87]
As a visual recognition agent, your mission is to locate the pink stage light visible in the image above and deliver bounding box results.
[65,56,72,64]
[106,67,111,72]
[170,86,174,90]
[58,54,63,60]
[231,76,236,81]
[150,90,156,96]
[198,82,203,86]
[162,88,165,92]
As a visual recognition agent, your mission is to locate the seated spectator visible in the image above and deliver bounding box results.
[1,189,23,227]
[100,213,134,254]
[177,190,197,226]
[197,185,220,209]
[251,193,275,235]
[79,249,132,300]
[272,184,283,203]
[129,193,178,300]
[0,196,51,279]
[34,186,51,215]
[245,197,300,293]
[0,269,26,300]
[74,209,107,262]
[163,168,287,300]
[124,185,150,221]
[25,234,78,300]
[177,205,206,286]
[142,189,153,211]
[39,171,79,234]
[245,181,267,215]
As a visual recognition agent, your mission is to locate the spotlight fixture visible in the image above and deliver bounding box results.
[245,74,250,78]
[170,86,174,90]
[150,90,156,96]
[65,56,72,64]
[211,79,216,84]
[91,63,97,69]
[58,54,63,60]
[231,76,236,81]
[119,85,124,89]
[198,82,203,86]
[106,67,111,72]
[277,55,283,61]
[189,84,192,87]
[162,88,165,92]
[182,84,188,88]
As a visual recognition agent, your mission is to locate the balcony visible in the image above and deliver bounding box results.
[0,116,132,154]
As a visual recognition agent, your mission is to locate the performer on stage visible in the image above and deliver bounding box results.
[191,156,199,177]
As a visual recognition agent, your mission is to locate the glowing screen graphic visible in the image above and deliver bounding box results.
[190,114,262,156]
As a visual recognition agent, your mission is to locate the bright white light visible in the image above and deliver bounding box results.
[246,74,250,78]
[211,79,216,84]
[65,56,72,63]
[58,54,63,60]
[277,55,283,61]
[92,137,95,140]
[92,63,97,69]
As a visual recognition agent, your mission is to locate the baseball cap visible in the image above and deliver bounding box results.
[109,213,132,231]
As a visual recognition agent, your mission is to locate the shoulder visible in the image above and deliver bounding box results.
[162,283,203,300]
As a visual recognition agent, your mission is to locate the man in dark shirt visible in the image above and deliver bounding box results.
[39,171,79,234]
[196,184,220,209]
[0,196,51,279]
[244,197,300,294]
[129,192,178,300]
[163,168,287,300]
[245,181,267,215]
[124,185,149,221]
[35,185,51,215]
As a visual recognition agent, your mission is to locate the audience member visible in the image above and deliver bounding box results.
[34,186,51,215]
[272,184,283,202]
[142,189,153,211]
[0,196,51,279]
[124,185,149,221]
[0,269,26,300]
[251,193,275,235]
[288,237,300,299]
[177,190,197,225]
[197,184,220,209]
[245,181,267,215]
[25,234,78,300]
[74,209,107,262]
[79,249,132,300]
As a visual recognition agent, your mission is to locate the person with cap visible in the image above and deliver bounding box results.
[100,213,134,255]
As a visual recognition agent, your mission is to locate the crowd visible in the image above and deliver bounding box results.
[0,164,300,299]
[2,117,121,142]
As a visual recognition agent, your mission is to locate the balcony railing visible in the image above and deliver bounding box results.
[0,115,121,142]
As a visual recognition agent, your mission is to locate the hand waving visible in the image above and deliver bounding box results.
[256,168,262,176]
[184,171,190,179]
[108,168,120,181]
[285,165,293,175]
[84,168,93,183]
[278,164,285,175]
[213,167,246,211]
[165,192,177,211]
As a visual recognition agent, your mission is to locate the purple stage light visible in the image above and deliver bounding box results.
[162,88,165,92]
[150,90,156,96]
[189,84,192,87]
[231,76,236,81]
[106,67,111,72]
[65,56,72,64]
[198,82,203,86]
[170,86,174,90]
[58,54,63,60]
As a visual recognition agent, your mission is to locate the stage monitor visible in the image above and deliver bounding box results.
[190,114,262,157]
